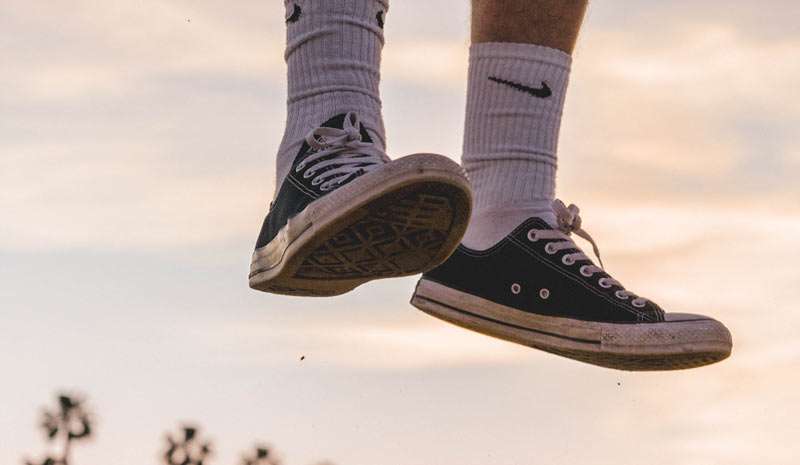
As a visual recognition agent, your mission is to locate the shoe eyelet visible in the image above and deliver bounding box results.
[615,290,629,300]
[545,243,557,255]
[539,288,550,300]
[320,184,332,192]
[304,170,316,179]
[295,164,304,172]
[599,278,613,289]
[510,283,522,295]
[632,299,647,308]
[562,255,575,266]
[527,230,538,242]
[580,265,592,277]
[311,177,324,186]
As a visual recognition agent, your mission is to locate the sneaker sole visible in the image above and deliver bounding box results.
[249,154,472,297]
[411,279,732,371]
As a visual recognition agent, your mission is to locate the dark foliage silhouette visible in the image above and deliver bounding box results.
[240,444,281,465]
[22,395,335,465]
[163,425,213,465]
[24,393,93,465]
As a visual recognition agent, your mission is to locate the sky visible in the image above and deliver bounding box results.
[1,0,799,464]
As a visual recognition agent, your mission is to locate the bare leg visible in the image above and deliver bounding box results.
[471,0,588,53]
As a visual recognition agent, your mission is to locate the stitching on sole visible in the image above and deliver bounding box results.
[294,192,455,280]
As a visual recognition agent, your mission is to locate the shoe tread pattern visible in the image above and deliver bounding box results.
[294,192,455,279]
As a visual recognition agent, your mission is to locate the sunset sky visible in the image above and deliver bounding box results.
[2,1,799,464]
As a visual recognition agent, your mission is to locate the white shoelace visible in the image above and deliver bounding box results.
[294,112,390,192]
[527,199,649,308]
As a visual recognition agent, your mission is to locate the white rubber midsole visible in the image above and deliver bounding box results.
[412,279,732,355]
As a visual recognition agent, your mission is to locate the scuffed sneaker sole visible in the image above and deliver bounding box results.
[410,279,732,371]
[249,154,472,297]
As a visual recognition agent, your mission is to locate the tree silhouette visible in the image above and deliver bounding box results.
[21,396,334,465]
[24,393,93,465]
[163,425,213,465]
[240,444,281,465]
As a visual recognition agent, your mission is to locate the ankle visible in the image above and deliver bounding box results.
[463,202,556,250]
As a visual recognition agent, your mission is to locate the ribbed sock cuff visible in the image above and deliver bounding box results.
[461,42,572,249]
[462,42,571,213]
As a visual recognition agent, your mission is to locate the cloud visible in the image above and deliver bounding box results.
[3,4,800,465]
[561,22,800,199]
[203,318,530,370]
[4,0,798,252]
[0,0,284,104]
[383,40,468,86]
[0,135,275,250]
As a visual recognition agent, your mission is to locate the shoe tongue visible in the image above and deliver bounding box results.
[320,113,373,143]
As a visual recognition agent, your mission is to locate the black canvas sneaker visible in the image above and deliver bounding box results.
[250,112,472,296]
[411,200,732,371]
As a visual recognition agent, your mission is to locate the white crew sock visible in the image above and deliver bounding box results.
[275,0,389,191]
[461,42,572,250]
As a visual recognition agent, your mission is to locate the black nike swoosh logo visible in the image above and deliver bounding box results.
[488,76,552,98]
[286,4,302,23]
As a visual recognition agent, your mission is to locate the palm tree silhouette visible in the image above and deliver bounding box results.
[163,425,213,465]
[240,444,281,465]
[24,393,93,465]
